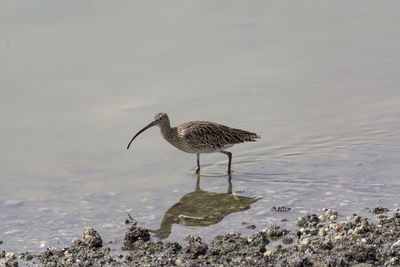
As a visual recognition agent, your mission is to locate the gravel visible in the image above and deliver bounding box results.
[3,206,400,266]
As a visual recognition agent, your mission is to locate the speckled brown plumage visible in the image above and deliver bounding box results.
[127,113,261,174]
[177,121,260,153]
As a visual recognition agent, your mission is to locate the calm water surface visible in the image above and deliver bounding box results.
[1,1,399,253]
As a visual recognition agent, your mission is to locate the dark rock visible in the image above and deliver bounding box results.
[282,235,294,244]
[248,231,269,248]
[265,224,289,239]
[272,206,291,212]
[124,224,150,245]
[371,206,389,214]
[184,235,208,258]
[247,224,256,229]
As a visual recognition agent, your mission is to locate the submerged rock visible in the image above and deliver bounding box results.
[370,206,389,214]
[271,206,291,212]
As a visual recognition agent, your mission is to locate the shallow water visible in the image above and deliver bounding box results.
[1,1,399,253]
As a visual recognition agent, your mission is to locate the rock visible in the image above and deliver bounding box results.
[264,225,288,239]
[248,231,269,249]
[2,259,18,267]
[376,214,387,220]
[370,206,389,214]
[282,235,294,244]
[391,240,400,249]
[388,257,399,266]
[329,215,337,222]
[296,216,305,227]
[318,227,327,237]
[325,209,333,217]
[271,206,291,212]
[353,215,362,224]
[246,224,256,229]
[5,253,16,260]
[0,253,18,267]
[184,235,208,258]
[18,252,33,261]
[124,225,150,245]
[346,244,377,262]
[319,240,333,250]
[71,237,83,246]
[299,237,311,245]
[264,250,274,257]
[286,254,313,267]
[83,228,103,248]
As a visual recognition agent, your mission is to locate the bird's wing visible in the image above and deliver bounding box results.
[178,121,257,151]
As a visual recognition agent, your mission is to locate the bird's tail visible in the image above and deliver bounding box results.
[241,131,261,142]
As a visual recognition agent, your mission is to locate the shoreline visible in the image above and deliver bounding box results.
[1,206,400,266]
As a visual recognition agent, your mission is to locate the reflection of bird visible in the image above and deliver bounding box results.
[127,113,260,173]
[150,174,260,239]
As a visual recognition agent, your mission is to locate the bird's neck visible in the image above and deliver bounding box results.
[160,124,176,141]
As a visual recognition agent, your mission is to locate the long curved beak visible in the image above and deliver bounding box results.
[127,120,156,149]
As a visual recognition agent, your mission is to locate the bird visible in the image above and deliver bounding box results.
[127,113,260,174]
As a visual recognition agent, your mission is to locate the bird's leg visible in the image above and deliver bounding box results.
[227,173,232,194]
[195,153,200,173]
[221,150,232,174]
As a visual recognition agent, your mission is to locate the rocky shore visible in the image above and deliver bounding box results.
[1,207,400,266]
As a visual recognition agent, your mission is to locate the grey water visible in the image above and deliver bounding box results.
[1,1,399,253]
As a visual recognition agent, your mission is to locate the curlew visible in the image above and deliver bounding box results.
[127,113,260,174]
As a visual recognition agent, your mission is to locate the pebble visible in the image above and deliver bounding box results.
[318,228,327,237]
[377,214,388,220]
[391,240,400,249]
[282,236,293,244]
[271,206,291,212]
[296,217,305,226]
[325,209,338,217]
[264,250,273,256]
[299,237,311,245]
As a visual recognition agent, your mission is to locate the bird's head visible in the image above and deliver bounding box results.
[127,112,170,149]
[153,112,170,127]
